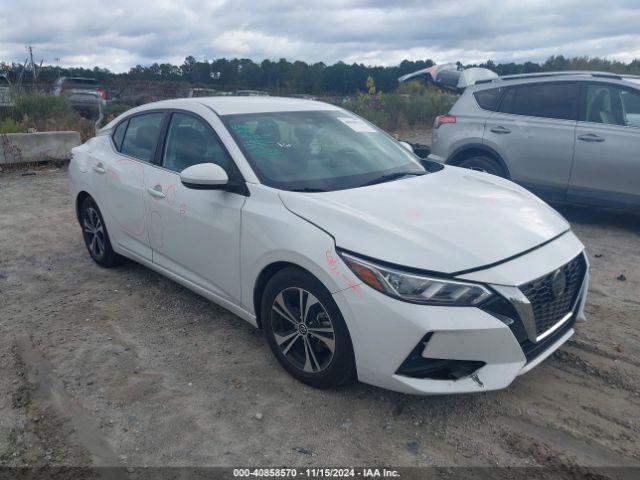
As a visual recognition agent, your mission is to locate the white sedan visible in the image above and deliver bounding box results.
[69,97,589,394]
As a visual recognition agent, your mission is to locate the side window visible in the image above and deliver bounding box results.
[162,113,233,173]
[586,84,640,127]
[621,89,640,127]
[497,87,515,113]
[509,83,578,120]
[111,120,128,151]
[120,113,164,162]
[474,88,502,111]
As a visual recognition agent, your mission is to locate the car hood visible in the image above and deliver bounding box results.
[278,167,569,274]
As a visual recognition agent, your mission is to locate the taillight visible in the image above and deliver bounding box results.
[434,114,456,128]
[97,88,107,101]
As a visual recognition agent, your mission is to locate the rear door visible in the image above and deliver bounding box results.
[483,82,579,200]
[98,111,165,261]
[569,82,640,208]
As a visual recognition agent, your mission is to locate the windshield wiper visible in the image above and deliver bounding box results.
[290,187,328,192]
[359,172,425,187]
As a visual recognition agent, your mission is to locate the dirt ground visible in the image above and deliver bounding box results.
[0,167,639,476]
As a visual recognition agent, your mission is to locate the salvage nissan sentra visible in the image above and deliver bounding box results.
[69,97,589,394]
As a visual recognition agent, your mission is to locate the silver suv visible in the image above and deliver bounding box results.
[428,72,640,209]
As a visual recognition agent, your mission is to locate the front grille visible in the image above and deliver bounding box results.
[520,254,586,336]
[519,315,575,362]
[483,295,576,363]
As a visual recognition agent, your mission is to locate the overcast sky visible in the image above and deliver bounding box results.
[1,0,639,72]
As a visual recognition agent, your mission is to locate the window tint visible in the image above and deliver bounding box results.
[111,120,128,151]
[66,78,98,86]
[474,88,502,111]
[586,84,640,127]
[497,88,515,113]
[622,89,640,127]
[120,113,164,161]
[506,83,578,120]
[162,113,232,173]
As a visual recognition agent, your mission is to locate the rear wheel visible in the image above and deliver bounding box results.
[262,267,355,389]
[458,155,506,177]
[80,196,124,267]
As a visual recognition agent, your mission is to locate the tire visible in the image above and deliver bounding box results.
[458,155,506,177]
[79,196,125,267]
[261,267,356,389]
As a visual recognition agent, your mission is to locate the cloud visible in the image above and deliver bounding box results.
[0,0,638,72]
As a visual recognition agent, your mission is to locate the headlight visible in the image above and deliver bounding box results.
[339,252,493,306]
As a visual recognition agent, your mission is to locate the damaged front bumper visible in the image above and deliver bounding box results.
[332,231,588,395]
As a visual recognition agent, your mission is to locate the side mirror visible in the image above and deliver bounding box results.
[180,163,228,189]
[399,141,414,153]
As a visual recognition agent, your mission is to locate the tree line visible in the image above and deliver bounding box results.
[2,55,639,95]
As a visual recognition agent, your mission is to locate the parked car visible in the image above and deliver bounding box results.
[235,89,269,96]
[53,77,107,111]
[0,74,14,108]
[186,87,228,98]
[69,97,588,395]
[429,71,640,209]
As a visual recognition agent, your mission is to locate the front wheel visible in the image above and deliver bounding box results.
[458,155,506,177]
[262,267,355,389]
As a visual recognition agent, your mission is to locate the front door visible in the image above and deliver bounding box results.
[569,83,640,208]
[144,111,246,303]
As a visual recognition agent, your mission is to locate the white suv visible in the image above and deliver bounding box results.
[69,97,588,395]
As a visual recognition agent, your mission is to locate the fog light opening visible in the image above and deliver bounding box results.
[396,334,485,380]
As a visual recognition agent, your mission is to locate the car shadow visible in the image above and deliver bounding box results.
[552,204,640,233]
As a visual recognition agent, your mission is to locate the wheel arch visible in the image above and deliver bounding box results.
[447,144,511,178]
[253,261,319,329]
[75,191,92,223]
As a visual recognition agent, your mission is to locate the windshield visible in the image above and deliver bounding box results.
[222,110,424,191]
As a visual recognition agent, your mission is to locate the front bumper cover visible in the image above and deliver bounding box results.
[332,232,587,395]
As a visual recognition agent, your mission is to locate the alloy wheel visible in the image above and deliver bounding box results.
[270,287,336,373]
[83,207,106,259]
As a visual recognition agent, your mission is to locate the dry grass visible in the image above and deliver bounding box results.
[0,92,97,142]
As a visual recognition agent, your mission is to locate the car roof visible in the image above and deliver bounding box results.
[121,96,341,116]
[470,71,640,91]
[101,96,344,132]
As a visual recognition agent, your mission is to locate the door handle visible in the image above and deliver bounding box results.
[92,162,106,174]
[490,126,511,134]
[147,185,166,199]
[577,133,605,142]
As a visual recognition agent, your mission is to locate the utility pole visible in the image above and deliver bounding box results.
[28,46,35,86]
[26,45,42,87]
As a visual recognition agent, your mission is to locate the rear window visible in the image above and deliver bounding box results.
[501,83,578,120]
[120,113,164,162]
[112,120,128,151]
[474,88,502,111]
[66,78,98,86]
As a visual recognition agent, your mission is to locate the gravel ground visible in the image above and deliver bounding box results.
[0,167,639,476]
